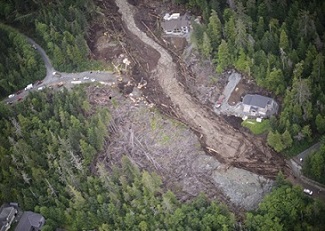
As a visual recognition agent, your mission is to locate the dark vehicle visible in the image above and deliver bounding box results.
[35,80,43,85]
[17,97,23,101]
[16,90,23,95]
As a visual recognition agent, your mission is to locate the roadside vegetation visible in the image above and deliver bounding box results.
[303,141,325,184]
[0,87,324,230]
[0,24,46,98]
[245,174,325,231]
[0,0,102,72]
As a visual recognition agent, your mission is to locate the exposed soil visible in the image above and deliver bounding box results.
[228,77,275,106]
[87,0,290,211]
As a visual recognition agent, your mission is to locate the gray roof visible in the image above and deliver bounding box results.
[15,211,45,231]
[161,15,189,32]
[243,94,273,108]
[0,206,17,231]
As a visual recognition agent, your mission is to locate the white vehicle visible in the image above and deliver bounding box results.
[8,94,15,98]
[24,84,33,91]
[303,189,313,195]
[38,86,45,91]
[83,76,89,80]
[91,78,95,82]
[71,81,82,84]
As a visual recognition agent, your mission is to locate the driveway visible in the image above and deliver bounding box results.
[213,72,244,117]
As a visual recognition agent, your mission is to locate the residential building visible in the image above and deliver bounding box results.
[242,94,278,118]
[0,205,17,231]
[15,211,45,231]
[161,13,190,35]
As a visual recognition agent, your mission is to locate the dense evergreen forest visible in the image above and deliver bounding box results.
[0,0,101,72]
[0,87,324,230]
[185,0,325,175]
[1,0,325,230]
[0,24,46,97]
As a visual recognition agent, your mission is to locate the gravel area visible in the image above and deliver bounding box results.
[214,72,245,117]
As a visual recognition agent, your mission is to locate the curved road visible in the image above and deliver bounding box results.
[3,37,119,105]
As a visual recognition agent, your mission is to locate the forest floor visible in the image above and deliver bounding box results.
[86,0,290,212]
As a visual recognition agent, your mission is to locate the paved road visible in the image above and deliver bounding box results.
[295,142,321,163]
[3,36,119,105]
[26,37,54,79]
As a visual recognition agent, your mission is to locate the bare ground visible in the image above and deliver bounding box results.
[86,0,290,211]
[114,0,285,175]
[88,83,274,211]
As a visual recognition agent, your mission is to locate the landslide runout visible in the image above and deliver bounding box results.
[115,0,282,173]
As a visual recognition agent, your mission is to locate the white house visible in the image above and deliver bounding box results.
[161,13,190,35]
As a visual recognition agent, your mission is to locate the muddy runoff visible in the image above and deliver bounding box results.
[114,0,282,209]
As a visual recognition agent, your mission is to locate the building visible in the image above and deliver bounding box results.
[161,13,190,35]
[242,94,278,118]
[15,211,45,231]
[0,204,18,231]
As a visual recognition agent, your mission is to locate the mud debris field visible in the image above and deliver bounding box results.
[86,0,290,211]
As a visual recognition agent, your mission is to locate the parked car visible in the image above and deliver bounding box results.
[6,101,13,105]
[215,94,225,108]
[17,97,23,101]
[53,71,62,77]
[16,90,22,95]
[38,86,45,91]
[8,94,15,98]
[91,78,96,82]
[303,188,313,195]
[24,84,33,91]
[35,80,43,85]
[83,76,89,80]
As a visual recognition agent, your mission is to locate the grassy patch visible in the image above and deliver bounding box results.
[241,119,271,135]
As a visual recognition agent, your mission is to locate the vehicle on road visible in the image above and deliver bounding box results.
[8,94,15,98]
[71,81,82,84]
[16,90,22,95]
[303,188,313,195]
[35,80,43,85]
[24,84,33,91]
[17,97,22,101]
[83,76,89,80]
[53,71,61,77]
[6,101,13,105]
[38,86,45,91]
[91,78,95,82]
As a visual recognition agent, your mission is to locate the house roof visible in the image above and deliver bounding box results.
[243,94,273,108]
[161,14,189,32]
[14,211,45,231]
[0,205,17,231]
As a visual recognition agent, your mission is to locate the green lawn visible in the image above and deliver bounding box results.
[241,119,271,135]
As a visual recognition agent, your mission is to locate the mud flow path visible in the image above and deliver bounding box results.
[115,0,284,176]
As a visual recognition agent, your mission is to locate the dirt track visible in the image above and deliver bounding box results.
[115,0,285,176]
